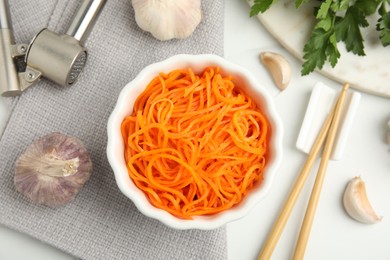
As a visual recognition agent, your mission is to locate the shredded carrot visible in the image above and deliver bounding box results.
[121,67,270,219]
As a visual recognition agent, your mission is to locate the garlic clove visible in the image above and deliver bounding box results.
[260,52,291,91]
[132,0,202,41]
[14,132,93,207]
[343,176,382,224]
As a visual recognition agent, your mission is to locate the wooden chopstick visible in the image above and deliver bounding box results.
[258,83,350,260]
[257,88,339,260]
[293,83,350,260]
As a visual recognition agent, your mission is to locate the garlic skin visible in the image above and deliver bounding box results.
[343,176,382,224]
[132,0,202,41]
[260,52,291,91]
[14,132,93,207]
[387,119,390,144]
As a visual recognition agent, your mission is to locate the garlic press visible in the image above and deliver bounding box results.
[0,0,106,96]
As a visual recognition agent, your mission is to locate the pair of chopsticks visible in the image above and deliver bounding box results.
[258,83,350,260]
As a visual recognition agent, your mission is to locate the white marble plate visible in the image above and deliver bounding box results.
[252,0,390,98]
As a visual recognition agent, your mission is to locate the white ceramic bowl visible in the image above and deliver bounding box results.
[107,54,283,229]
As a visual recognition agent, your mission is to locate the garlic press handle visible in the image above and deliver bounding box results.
[0,0,32,96]
[0,0,11,29]
[66,0,107,44]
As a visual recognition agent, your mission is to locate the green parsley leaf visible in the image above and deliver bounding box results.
[354,0,382,16]
[316,15,332,31]
[301,28,340,75]
[317,0,332,19]
[377,11,390,46]
[334,6,368,56]
[250,0,274,17]
[326,33,340,67]
[378,2,387,16]
[295,0,310,8]
[331,0,351,12]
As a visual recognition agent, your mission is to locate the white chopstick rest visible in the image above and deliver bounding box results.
[296,82,361,160]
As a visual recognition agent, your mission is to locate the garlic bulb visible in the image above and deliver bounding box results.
[14,132,93,207]
[343,176,382,224]
[260,52,291,91]
[132,0,202,41]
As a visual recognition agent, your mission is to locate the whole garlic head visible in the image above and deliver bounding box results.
[14,132,93,207]
[132,0,202,41]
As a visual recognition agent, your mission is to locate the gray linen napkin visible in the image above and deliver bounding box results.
[0,1,226,259]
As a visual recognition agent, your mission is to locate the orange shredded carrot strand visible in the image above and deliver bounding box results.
[121,67,270,219]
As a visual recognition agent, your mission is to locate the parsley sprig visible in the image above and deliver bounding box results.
[250,0,390,75]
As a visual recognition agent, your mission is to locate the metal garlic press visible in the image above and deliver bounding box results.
[0,0,106,96]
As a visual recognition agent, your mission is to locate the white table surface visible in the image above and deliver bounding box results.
[1,1,389,259]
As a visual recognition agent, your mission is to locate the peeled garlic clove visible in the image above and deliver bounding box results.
[132,0,202,41]
[343,176,382,224]
[14,132,93,207]
[260,52,291,91]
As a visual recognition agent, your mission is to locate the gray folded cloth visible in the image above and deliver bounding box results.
[0,1,226,259]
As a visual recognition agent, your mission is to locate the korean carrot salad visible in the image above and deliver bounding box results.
[121,67,270,219]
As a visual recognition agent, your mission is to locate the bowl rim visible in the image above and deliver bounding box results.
[107,54,283,230]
